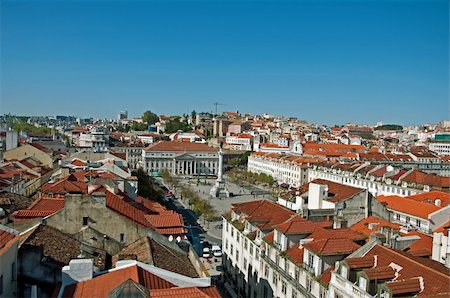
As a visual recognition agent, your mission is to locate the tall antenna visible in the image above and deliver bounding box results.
[213,102,226,115]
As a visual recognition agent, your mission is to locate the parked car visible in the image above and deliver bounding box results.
[202,247,211,258]
[212,244,222,257]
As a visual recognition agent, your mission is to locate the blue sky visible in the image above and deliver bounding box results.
[1,0,448,125]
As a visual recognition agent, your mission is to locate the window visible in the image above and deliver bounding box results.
[406,216,410,223]
[340,265,348,278]
[396,214,400,221]
[319,288,327,298]
[236,250,240,262]
[120,233,125,243]
[226,222,229,232]
[358,277,367,290]
[292,291,298,298]
[281,281,287,295]
[272,273,278,285]
[83,216,89,226]
[244,239,248,249]
[264,264,269,277]
[294,268,300,281]
[308,252,314,267]
[416,220,421,227]
[231,228,234,237]
[230,244,234,256]
[244,258,247,269]
[250,244,254,256]
[306,276,312,292]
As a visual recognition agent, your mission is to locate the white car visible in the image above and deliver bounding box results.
[202,247,211,258]
[212,245,222,257]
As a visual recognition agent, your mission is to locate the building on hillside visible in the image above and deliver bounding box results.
[225,133,253,151]
[3,143,56,168]
[248,152,322,187]
[429,134,450,155]
[142,141,219,176]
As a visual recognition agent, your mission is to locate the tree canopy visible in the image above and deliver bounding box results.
[375,124,403,131]
[142,110,159,125]
[164,117,191,133]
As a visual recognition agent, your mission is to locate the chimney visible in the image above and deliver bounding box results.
[435,199,441,207]
[61,259,93,285]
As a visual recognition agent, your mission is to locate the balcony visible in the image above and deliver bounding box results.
[262,254,314,298]
[331,272,374,298]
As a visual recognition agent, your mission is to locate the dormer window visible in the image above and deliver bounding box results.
[340,265,348,279]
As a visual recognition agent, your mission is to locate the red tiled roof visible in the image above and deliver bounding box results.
[402,170,450,188]
[307,227,366,242]
[28,142,53,155]
[145,213,184,228]
[303,238,360,256]
[363,266,396,280]
[406,191,450,207]
[151,286,221,298]
[377,195,442,219]
[387,277,422,295]
[275,216,332,235]
[0,228,16,250]
[41,179,87,194]
[351,216,400,238]
[356,244,450,296]
[145,141,217,152]
[345,256,374,269]
[319,265,334,286]
[285,245,304,265]
[299,179,364,203]
[71,159,86,167]
[62,265,175,297]
[232,200,295,231]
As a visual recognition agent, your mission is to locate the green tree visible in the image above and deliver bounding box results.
[142,110,159,125]
[164,117,192,133]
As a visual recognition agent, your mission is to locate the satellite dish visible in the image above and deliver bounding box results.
[168,235,174,242]
[176,236,181,243]
[387,165,394,172]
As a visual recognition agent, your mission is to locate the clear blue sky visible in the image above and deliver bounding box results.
[1,0,448,125]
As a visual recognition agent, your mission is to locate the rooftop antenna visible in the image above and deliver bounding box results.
[213,102,226,115]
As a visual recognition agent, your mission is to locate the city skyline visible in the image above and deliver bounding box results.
[1,0,449,125]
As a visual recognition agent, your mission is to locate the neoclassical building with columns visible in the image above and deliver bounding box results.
[142,141,219,176]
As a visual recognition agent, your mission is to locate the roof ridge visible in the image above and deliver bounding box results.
[378,245,449,278]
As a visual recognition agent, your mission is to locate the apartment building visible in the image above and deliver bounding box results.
[222,200,367,298]
[248,152,321,187]
[329,239,450,298]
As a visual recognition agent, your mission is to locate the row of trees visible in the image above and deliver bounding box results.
[227,168,275,186]
[160,170,219,223]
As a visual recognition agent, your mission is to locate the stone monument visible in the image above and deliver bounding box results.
[210,143,229,198]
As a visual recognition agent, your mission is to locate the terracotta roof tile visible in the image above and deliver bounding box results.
[387,277,422,295]
[377,195,442,219]
[303,238,360,256]
[299,179,364,203]
[352,244,450,296]
[63,265,175,297]
[363,266,396,280]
